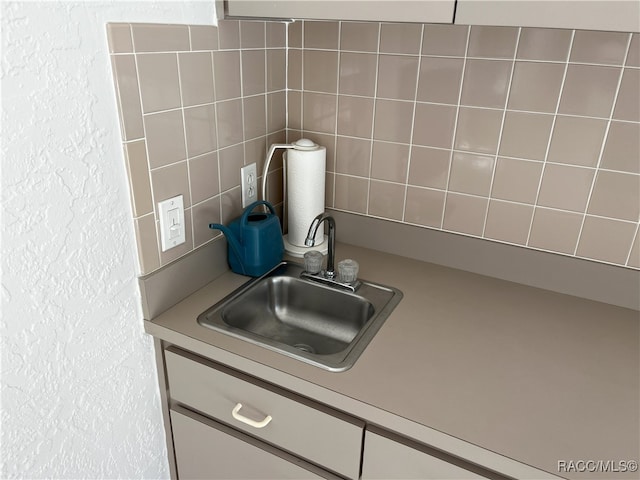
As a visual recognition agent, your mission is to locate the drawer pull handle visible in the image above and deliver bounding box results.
[231,403,272,429]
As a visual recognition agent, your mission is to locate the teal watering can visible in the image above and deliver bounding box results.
[209,201,284,277]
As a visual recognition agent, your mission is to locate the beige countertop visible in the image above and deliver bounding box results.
[146,243,639,479]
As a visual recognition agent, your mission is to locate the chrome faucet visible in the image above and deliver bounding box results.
[305,212,336,278]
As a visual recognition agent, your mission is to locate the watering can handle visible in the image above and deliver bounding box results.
[240,200,277,227]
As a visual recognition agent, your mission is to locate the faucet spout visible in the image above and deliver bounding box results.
[305,213,336,279]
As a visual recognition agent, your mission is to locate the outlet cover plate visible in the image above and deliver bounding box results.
[158,195,186,252]
[241,162,258,208]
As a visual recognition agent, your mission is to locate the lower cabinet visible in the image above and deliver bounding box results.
[362,429,491,479]
[170,408,329,479]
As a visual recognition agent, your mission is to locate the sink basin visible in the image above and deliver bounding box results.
[197,262,403,371]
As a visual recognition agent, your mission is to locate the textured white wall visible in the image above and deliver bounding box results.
[1,2,215,478]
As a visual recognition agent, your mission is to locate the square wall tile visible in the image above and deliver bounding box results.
[336,136,371,176]
[491,157,542,204]
[132,24,189,52]
[448,152,495,196]
[467,26,518,59]
[417,57,463,105]
[577,216,637,265]
[304,21,339,49]
[507,62,565,113]
[422,24,468,57]
[219,144,245,192]
[339,53,377,97]
[537,164,595,212]
[454,107,503,155]
[240,21,265,48]
[243,95,266,141]
[517,28,571,62]
[124,140,153,216]
[368,180,405,221]
[137,53,181,113]
[288,20,302,48]
[371,141,410,183]
[404,187,445,228]
[528,208,582,254]
[413,103,456,149]
[613,69,640,122]
[184,104,217,158]
[266,22,286,48]
[221,187,242,224]
[570,30,629,65]
[377,55,419,101]
[216,99,244,148]
[337,96,374,138]
[192,196,221,248]
[190,25,218,51]
[588,171,640,221]
[111,55,144,141]
[443,193,488,236]
[484,200,534,245]
[144,110,186,168]
[179,52,215,107]
[334,174,368,213]
[601,121,640,174]
[548,116,607,167]
[408,146,450,189]
[151,161,190,208]
[340,22,379,52]
[189,152,219,204]
[380,23,422,54]
[245,136,267,173]
[267,91,286,132]
[461,59,512,108]
[304,50,338,93]
[214,51,242,101]
[303,93,337,134]
[134,214,160,274]
[107,24,133,53]
[267,49,286,92]
[373,99,414,144]
[242,50,266,96]
[288,49,302,90]
[218,20,240,50]
[288,90,302,130]
[559,64,621,118]
[499,111,552,161]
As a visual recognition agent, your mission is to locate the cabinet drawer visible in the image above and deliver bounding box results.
[362,430,493,480]
[171,408,333,479]
[165,348,363,480]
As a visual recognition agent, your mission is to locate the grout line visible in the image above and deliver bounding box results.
[439,25,471,230]
[624,222,640,267]
[331,20,342,209]
[482,27,522,237]
[573,32,634,257]
[401,23,425,223]
[365,21,382,216]
[525,29,576,247]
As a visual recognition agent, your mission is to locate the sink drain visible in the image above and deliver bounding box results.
[293,343,316,354]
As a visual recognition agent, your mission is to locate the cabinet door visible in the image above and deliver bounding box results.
[362,430,490,480]
[455,0,640,32]
[171,409,331,480]
[226,0,455,23]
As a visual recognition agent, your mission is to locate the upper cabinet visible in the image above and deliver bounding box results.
[222,0,640,32]
[455,0,640,33]
[224,0,455,23]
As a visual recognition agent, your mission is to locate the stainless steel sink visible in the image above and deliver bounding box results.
[197,262,403,371]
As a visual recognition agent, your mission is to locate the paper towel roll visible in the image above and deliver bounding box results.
[286,146,326,247]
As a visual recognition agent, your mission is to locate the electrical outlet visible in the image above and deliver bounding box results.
[241,162,258,208]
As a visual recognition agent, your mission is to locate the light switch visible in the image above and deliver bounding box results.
[158,195,186,252]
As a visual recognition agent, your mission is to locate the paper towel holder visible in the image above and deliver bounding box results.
[261,138,328,258]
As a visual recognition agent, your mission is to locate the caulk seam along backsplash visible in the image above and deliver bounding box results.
[108,21,640,274]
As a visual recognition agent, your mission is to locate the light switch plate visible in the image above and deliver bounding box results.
[241,162,258,208]
[158,195,186,252]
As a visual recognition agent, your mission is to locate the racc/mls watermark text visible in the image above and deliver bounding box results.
[558,460,638,474]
